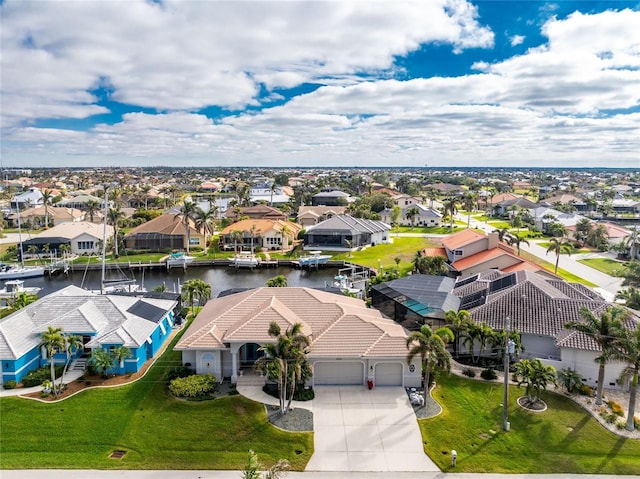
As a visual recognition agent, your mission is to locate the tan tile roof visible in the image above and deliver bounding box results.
[175,287,410,359]
[219,219,302,235]
[126,214,199,236]
[441,229,485,250]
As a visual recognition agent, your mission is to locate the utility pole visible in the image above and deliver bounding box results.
[503,315,512,432]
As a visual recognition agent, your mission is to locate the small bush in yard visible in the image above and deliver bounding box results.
[480,368,497,380]
[169,373,217,398]
[3,380,17,390]
[579,384,593,396]
[461,368,476,378]
[607,400,624,417]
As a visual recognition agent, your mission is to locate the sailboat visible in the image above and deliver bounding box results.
[0,207,45,280]
[97,188,142,294]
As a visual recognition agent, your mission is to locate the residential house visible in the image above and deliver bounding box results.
[437,229,553,278]
[311,190,351,206]
[218,219,301,252]
[540,193,589,213]
[0,286,179,385]
[492,196,538,216]
[452,270,637,390]
[226,204,288,222]
[297,205,347,228]
[10,187,43,211]
[249,185,291,206]
[370,275,461,330]
[124,214,204,251]
[303,215,390,251]
[175,287,422,387]
[379,203,442,227]
[21,221,112,257]
[55,194,106,211]
[529,206,588,232]
[15,206,84,228]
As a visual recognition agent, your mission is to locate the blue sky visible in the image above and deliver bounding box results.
[1,0,639,169]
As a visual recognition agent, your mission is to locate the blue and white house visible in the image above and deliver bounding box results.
[0,286,178,385]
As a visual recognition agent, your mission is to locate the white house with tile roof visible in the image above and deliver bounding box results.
[175,287,422,388]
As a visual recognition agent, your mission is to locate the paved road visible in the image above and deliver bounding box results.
[1,471,637,479]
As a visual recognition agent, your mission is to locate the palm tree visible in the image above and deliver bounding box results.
[181,279,212,317]
[9,291,39,310]
[85,199,100,223]
[565,306,627,405]
[587,224,609,250]
[574,218,593,244]
[241,450,289,479]
[255,321,311,415]
[107,206,125,257]
[41,189,54,229]
[153,282,169,293]
[444,309,471,358]
[546,237,573,274]
[476,322,494,359]
[406,324,454,405]
[266,275,288,287]
[621,260,640,288]
[59,334,82,390]
[391,205,402,235]
[405,206,419,230]
[280,223,291,253]
[493,227,510,243]
[175,200,198,254]
[462,322,481,362]
[40,326,65,396]
[193,206,216,256]
[89,348,114,378]
[616,287,640,310]
[513,358,557,405]
[462,192,477,228]
[610,322,640,431]
[112,346,132,373]
[443,198,458,232]
[508,233,530,255]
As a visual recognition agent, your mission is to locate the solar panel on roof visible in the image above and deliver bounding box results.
[460,290,487,310]
[127,301,166,323]
[488,273,516,294]
[455,274,479,288]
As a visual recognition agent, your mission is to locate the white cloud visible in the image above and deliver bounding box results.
[1,2,638,168]
[509,34,525,46]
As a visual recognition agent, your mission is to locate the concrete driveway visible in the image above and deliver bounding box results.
[305,386,439,472]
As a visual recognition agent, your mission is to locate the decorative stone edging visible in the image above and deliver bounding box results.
[517,396,547,412]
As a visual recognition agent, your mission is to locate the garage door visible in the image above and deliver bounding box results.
[375,362,403,386]
[314,361,364,385]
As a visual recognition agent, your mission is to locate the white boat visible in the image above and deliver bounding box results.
[0,279,41,299]
[0,206,46,280]
[298,251,332,268]
[229,252,261,268]
[166,252,195,269]
[0,263,46,280]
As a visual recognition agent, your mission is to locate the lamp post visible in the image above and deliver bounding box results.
[502,315,515,432]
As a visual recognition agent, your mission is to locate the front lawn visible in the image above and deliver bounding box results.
[332,236,438,274]
[0,333,313,470]
[421,374,640,474]
[578,257,628,276]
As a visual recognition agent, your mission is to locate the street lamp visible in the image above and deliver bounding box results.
[502,315,516,432]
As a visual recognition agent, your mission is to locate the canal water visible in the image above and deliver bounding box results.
[16,265,340,298]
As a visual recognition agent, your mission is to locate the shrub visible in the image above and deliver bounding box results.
[579,384,593,396]
[165,366,194,383]
[3,380,17,390]
[616,418,627,430]
[22,366,64,387]
[607,400,625,417]
[480,368,497,380]
[461,367,476,378]
[169,373,217,398]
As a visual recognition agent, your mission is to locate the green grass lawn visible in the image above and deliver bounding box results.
[538,242,591,254]
[0,332,313,470]
[578,257,628,276]
[518,250,597,287]
[332,236,438,274]
[421,374,640,474]
[394,225,463,234]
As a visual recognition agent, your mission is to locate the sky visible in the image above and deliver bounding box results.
[1,0,639,169]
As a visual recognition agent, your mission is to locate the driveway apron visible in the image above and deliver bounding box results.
[305,386,439,472]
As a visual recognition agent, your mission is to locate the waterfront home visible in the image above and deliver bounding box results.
[296,205,347,228]
[218,219,301,252]
[0,286,179,385]
[302,215,390,251]
[124,214,204,251]
[14,205,84,228]
[379,203,442,227]
[175,287,422,387]
[21,221,112,257]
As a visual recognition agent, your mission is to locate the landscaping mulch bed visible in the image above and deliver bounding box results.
[407,387,442,419]
[517,396,547,412]
[266,405,313,432]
